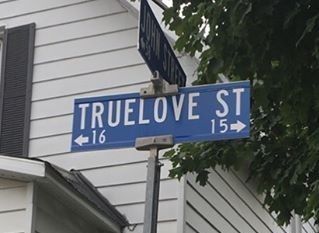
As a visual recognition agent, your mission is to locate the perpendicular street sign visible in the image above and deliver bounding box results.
[71,81,250,152]
[138,0,187,87]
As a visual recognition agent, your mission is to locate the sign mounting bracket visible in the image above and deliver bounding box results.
[140,71,179,98]
[135,135,174,151]
[138,67,177,233]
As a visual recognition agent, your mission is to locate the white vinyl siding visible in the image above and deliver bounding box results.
[2,1,315,233]
[0,178,28,233]
[0,0,193,232]
[302,219,317,233]
[185,168,290,233]
[0,0,91,21]
[0,0,125,28]
[99,179,178,206]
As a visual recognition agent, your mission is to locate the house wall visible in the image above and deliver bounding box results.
[0,0,197,232]
[233,169,317,233]
[1,1,316,233]
[184,168,317,233]
[0,178,29,233]
[35,187,101,233]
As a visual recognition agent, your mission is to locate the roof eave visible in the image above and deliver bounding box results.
[0,155,127,233]
[0,155,45,181]
[45,166,125,233]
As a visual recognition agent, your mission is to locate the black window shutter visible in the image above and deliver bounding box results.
[0,23,35,157]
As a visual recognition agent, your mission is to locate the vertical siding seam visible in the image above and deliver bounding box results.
[25,182,37,233]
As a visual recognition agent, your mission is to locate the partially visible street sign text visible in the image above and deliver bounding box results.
[138,0,187,87]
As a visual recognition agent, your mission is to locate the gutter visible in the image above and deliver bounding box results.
[0,155,128,233]
[44,163,128,233]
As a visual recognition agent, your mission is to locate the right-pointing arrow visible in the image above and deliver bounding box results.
[74,134,89,146]
[230,120,246,133]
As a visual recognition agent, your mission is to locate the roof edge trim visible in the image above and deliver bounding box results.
[45,166,123,233]
[0,155,45,179]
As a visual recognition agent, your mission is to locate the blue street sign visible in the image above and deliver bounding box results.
[138,0,187,87]
[71,81,250,152]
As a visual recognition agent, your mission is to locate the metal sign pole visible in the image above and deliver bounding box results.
[144,146,160,233]
[135,135,174,233]
[136,71,178,233]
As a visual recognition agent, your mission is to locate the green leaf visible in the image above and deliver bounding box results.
[163,0,319,226]
[297,14,319,46]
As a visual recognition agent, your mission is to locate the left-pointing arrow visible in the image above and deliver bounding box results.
[75,134,89,146]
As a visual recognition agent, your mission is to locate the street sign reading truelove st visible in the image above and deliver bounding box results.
[138,0,187,87]
[71,81,250,152]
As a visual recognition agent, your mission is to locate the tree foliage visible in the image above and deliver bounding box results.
[161,0,319,226]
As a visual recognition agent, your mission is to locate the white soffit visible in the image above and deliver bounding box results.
[0,156,124,232]
[0,155,45,179]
